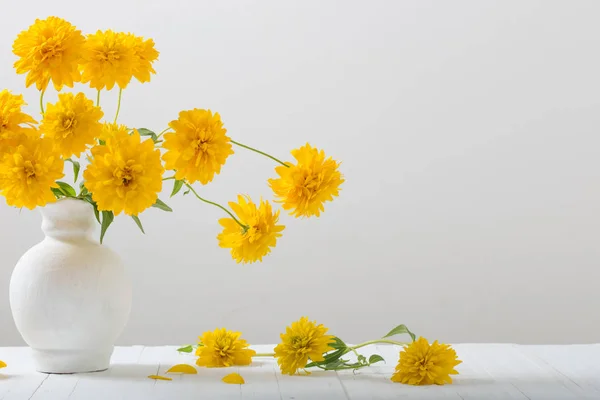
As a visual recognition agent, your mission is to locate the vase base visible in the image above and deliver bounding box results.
[32,347,113,374]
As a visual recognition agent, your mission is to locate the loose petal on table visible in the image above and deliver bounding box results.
[222,372,245,384]
[166,364,198,374]
[148,375,173,381]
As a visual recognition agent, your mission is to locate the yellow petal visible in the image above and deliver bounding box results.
[165,364,197,374]
[0,360,6,368]
[222,372,245,384]
[147,375,172,381]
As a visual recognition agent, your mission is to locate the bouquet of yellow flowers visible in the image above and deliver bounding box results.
[1,16,344,263]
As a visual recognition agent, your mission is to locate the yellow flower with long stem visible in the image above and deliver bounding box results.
[83,129,164,216]
[269,144,343,218]
[274,317,335,375]
[226,140,344,217]
[0,90,37,155]
[162,109,233,185]
[195,328,256,368]
[0,133,64,210]
[41,92,103,158]
[217,195,284,264]
[80,30,136,91]
[12,17,85,91]
[391,337,461,385]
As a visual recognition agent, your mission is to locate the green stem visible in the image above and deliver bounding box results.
[162,176,176,181]
[39,90,45,114]
[253,353,275,357]
[230,140,289,167]
[156,127,171,140]
[349,339,409,351]
[96,90,101,107]
[113,88,122,123]
[184,183,248,230]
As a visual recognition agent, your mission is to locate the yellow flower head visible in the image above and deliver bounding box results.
[391,337,462,385]
[269,144,343,218]
[217,195,284,264]
[274,316,335,375]
[13,17,85,91]
[99,122,130,143]
[41,92,103,157]
[162,109,233,185]
[129,34,159,83]
[0,90,37,154]
[83,129,164,216]
[195,328,256,368]
[80,30,136,90]
[0,133,64,210]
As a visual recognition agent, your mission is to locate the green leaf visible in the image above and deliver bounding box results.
[131,215,145,234]
[383,324,416,342]
[65,159,80,183]
[177,345,194,353]
[98,139,106,146]
[357,354,367,364]
[330,337,347,350]
[56,181,77,197]
[51,187,65,199]
[368,354,385,364]
[171,180,184,197]
[79,185,89,197]
[137,128,159,142]
[152,198,173,212]
[183,189,190,196]
[100,210,114,244]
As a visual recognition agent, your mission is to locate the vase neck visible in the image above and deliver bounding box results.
[40,199,96,242]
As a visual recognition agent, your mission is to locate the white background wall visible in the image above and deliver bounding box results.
[0,0,598,346]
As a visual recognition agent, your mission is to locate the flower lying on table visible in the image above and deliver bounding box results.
[173,318,461,386]
[3,16,344,264]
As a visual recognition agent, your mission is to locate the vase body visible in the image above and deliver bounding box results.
[9,198,132,373]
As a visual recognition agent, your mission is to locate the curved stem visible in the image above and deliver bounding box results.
[39,90,45,114]
[230,140,289,168]
[162,176,176,181]
[96,90,101,107]
[113,88,123,123]
[156,127,171,140]
[349,339,409,351]
[184,183,248,230]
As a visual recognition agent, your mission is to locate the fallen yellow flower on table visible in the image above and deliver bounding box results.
[147,375,172,381]
[222,372,245,384]
[165,364,197,374]
[0,360,6,368]
[391,337,461,385]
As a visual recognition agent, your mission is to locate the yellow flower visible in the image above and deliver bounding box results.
[13,17,85,91]
[129,34,159,83]
[0,360,6,369]
[274,316,335,375]
[217,195,284,264]
[99,122,130,143]
[391,337,462,385]
[269,144,343,218]
[0,133,64,210]
[195,328,256,368]
[162,109,233,184]
[0,90,37,155]
[41,93,103,157]
[83,129,164,216]
[80,30,136,90]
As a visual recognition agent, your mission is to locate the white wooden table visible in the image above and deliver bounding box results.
[1,344,599,399]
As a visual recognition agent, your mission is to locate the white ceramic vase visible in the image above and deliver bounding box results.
[9,198,132,374]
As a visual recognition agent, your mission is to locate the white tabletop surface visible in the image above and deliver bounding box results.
[1,344,599,399]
